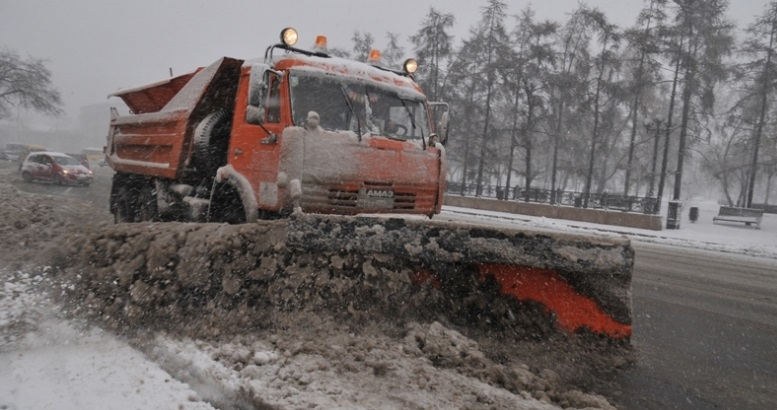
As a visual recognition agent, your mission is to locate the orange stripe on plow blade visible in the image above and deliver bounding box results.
[479,264,632,339]
[409,270,441,288]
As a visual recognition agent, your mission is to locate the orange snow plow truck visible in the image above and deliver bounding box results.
[103,28,633,343]
[107,28,447,222]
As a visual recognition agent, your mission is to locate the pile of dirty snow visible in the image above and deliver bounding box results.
[0,166,622,410]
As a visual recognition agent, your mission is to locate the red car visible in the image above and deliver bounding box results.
[20,151,94,186]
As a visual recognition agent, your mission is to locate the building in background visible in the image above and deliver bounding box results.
[0,100,128,155]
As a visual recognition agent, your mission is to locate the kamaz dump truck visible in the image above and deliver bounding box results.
[107,28,447,223]
[100,28,633,343]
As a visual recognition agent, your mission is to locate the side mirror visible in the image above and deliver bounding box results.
[438,110,449,146]
[429,102,449,146]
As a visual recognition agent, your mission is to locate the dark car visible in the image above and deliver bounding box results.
[20,151,94,186]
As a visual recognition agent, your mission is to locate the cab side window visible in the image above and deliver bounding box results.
[246,67,281,125]
[266,74,281,123]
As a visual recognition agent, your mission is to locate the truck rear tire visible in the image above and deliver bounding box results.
[137,185,159,222]
[113,185,136,223]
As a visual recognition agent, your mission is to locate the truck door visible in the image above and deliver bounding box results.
[230,66,286,212]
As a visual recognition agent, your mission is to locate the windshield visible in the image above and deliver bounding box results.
[53,156,82,166]
[289,71,430,140]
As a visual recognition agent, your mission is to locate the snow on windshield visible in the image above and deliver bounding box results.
[288,71,430,139]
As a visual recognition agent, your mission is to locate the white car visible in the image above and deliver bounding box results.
[20,151,94,186]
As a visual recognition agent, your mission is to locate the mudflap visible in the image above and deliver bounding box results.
[52,213,632,343]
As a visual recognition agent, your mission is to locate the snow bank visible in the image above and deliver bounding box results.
[0,268,216,410]
[0,168,623,410]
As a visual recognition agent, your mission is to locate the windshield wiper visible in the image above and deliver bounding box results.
[399,98,426,150]
[339,85,362,142]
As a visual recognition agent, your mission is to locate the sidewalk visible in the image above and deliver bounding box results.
[443,199,777,260]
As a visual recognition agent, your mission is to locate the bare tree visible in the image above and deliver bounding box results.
[351,31,375,62]
[670,0,734,201]
[700,111,752,205]
[740,1,777,206]
[581,8,621,207]
[460,0,511,196]
[411,7,455,102]
[0,48,63,118]
[547,7,593,203]
[505,8,556,201]
[382,32,405,67]
[623,0,667,195]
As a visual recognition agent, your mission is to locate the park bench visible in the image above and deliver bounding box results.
[712,206,764,229]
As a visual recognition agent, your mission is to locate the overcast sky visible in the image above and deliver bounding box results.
[1,0,772,125]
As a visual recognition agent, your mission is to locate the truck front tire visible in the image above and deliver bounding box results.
[208,183,246,224]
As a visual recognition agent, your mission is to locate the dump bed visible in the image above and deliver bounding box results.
[111,71,199,114]
[106,57,242,179]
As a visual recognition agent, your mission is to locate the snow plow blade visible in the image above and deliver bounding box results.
[55,214,632,342]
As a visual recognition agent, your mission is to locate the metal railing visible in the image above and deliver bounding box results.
[446,183,661,214]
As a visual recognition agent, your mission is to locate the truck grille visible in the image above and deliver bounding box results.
[328,188,359,207]
[392,192,417,210]
[325,181,417,211]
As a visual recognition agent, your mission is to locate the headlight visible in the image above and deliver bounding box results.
[403,58,418,75]
[281,27,298,47]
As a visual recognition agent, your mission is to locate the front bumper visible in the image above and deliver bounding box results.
[278,128,444,216]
